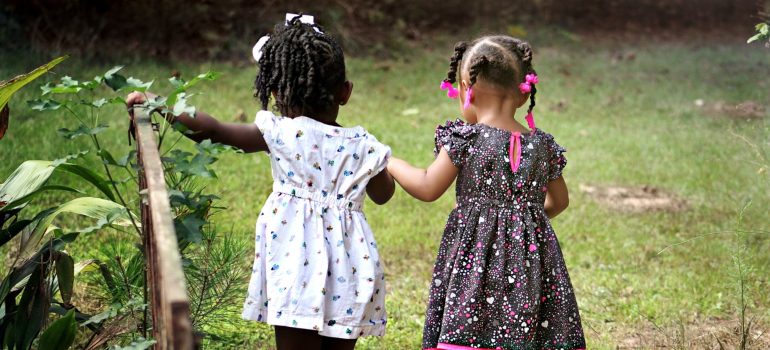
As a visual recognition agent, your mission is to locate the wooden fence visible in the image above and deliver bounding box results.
[133,108,196,349]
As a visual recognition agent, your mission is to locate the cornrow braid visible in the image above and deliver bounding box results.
[445,41,467,84]
[254,15,346,117]
[467,54,489,88]
[450,35,538,113]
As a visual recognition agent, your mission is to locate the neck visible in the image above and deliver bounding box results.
[471,86,528,133]
[284,106,341,127]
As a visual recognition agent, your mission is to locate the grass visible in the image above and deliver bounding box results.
[1,32,769,349]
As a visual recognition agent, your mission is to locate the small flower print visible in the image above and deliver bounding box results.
[295,130,304,138]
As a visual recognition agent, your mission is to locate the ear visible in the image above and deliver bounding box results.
[460,80,470,91]
[338,81,353,105]
[517,93,528,108]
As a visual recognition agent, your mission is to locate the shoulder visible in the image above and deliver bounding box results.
[435,119,479,139]
[535,129,566,151]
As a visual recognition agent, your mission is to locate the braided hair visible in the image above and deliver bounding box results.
[255,16,346,117]
[445,36,537,114]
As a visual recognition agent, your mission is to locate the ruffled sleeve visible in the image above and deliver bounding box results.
[366,135,392,177]
[543,133,567,181]
[254,110,278,140]
[433,119,477,167]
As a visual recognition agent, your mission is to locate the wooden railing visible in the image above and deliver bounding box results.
[133,108,196,349]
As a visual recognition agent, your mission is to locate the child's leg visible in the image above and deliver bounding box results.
[274,326,322,350]
[320,336,357,350]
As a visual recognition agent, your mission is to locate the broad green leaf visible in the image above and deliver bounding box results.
[98,149,120,166]
[0,219,33,247]
[28,98,63,111]
[0,56,67,113]
[0,160,58,210]
[20,197,130,257]
[174,215,205,243]
[0,185,82,214]
[55,252,75,305]
[38,310,77,350]
[57,125,108,140]
[56,163,116,201]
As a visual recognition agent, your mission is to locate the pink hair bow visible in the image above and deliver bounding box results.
[440,80,459,99]
[518,73,539,94]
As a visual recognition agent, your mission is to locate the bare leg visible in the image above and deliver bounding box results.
[275,326,323,350]
[321,336,357,350]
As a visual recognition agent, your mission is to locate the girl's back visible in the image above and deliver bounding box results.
[257,111,390,208]
[243,110,391,339]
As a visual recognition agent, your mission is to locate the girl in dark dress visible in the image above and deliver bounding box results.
[388,35,586,350]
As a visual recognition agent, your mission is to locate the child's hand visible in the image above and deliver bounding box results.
[125,91,158,120]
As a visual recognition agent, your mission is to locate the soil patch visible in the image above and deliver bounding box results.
[579,184,687,213]
[616,319,770,349]
[696,100,767,120]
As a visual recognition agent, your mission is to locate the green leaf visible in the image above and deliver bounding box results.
[57,125,108,140]
[20,197,130,257]
[0,185,82,214]
[98,149,119,166]
[0,56,67,113]
[116,150,137,167]
[55,163,116,201]
[171,92,196,117]
[41,76,82,95]
[27,98,62,111]
[55,252,75,305]
[38,310,77,350]
[103,66,128,92]
[124,77,153,92]
[0,160,58,210]
[174,215,205,243]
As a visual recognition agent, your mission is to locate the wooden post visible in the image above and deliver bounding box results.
[133,108,196,350]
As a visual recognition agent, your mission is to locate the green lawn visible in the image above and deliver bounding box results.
[1,33,769,349]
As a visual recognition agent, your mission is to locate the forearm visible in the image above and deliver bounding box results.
[388,157,450,202]
[544,176,569,218]
[168,111,222,143]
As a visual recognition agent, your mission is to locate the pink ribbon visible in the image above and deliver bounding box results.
[440,80,459,99]
[509,131,522,173]
[525,111,536,130]
[463,87,473,110]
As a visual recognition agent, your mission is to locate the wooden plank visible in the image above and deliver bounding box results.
[133,108,195,350]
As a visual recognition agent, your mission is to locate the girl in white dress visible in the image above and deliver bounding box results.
[127,14,394,350]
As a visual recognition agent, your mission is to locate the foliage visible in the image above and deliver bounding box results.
[0,56,67,140]
[747,22,770,47]
[18,64,248,347]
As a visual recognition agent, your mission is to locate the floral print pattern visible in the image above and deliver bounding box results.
[423,120,585,350]
[242,111,391,339]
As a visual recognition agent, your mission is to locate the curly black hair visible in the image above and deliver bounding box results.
[254,15,346,117]
[445,36,537,114]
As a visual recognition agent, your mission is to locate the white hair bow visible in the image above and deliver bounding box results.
[252,13,323,62]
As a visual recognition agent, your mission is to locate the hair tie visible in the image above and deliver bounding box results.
[440,80,459,99]
[518,73,539,94]
[525,111,536,130]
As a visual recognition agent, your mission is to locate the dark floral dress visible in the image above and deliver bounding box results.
[423,120,586,350]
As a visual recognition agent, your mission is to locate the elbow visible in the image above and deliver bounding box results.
[416,191,442,202]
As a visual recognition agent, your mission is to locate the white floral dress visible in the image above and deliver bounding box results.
[242,111,391,339]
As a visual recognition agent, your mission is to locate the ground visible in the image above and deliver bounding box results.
[1,31,769,349]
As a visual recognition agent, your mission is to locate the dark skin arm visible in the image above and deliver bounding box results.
[126,91,268,153]
[126,91,395,204]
